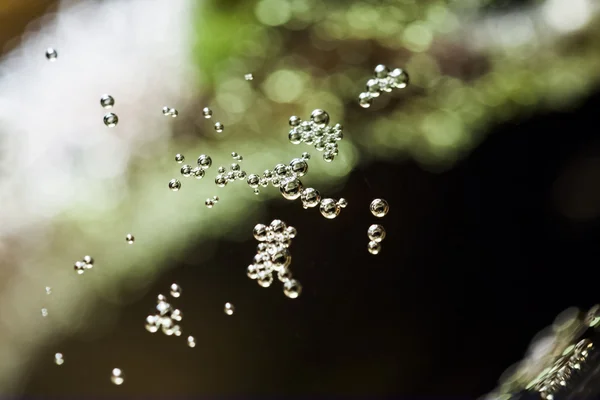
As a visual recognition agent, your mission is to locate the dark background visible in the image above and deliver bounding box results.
[20,87,600,397]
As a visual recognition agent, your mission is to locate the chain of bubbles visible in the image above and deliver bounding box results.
[247,220,302,299]
[358,64,409,109]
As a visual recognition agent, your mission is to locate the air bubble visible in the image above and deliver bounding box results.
[45,48,57,61]
[280,177,303,200]
[224,302,235,315]
[310,109,330,127]
[319,198,340,219]
[168,179,181,191]
[337,198,348,208]
[301,152,311,160]
[300,188,321,209]
[217,166,226,174]
[215,174,227,187]
[111,368,124,385]
[367,224,386,242]
[170,283,182,298]
[187,336,196,348]
[175,154,185,163]
[368,241,381,255]
[374,64,389,78]
[74,261,86,274]
[389,68,409,89]
[41,308,48,317]
[180,165,192,177]
[244,73,254,80]
[83,255,94,265]
[205,198,215,208]
[253,188,260,195]
[100,94,115,109]
[192,167,205,179]
[145,315,160,333]
[162,106,178,117]
[45,286,52,295]
[197,154,212,169]
[54,353,64,365]
[202,107,212,119]
[125,233,135,244]
[283,279,302,299]
[359,92,372,108]
[214,122,224,133]
[103,113,118,127]
[370,198,389,217]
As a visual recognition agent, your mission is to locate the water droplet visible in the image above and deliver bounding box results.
[358,92,372,109]
[289,116,301,127]
[366,79,381,97]
[205,198,215,208]
[45,48,57,61]
[323,152,335,162]
[191,167,205,179]
[103,113,118,127]
[283,279,302,299]
[224,302,235,315]
[187,336,196,348]
[175,154,185,163]
[145,315,160,333]
[168,179,181,191]
[370,198,389,218]
[253,224,268,241]
[202,107,212,119]
[217,166,226,174]
[111,368,124,385]
[247,174,260,188]
[170,283,182,298]
[389,68,409,89]
[310,109,330,126]
[83,255,94,265]
[289,158,308,177]
[41,308,48,317]
[337,198,348,209]
[197,154,212,169]
[300,188,321,209]
[280,177,303,200]
[244,73,254,81]
[180,164,193,178]
[367,224,386,242]
[271,248,292,271]
[367,241,381,255]
[125,233,135,244]
[74,261,86,274]
[319,198,340,219]
[374,64,389,78]
[215,174,227,187]
[230,163,241,172]
[45,286,52,295]
[99,94,115,109]
[214,122,224,133]
[54,353,64,365]
[278,268,292,282]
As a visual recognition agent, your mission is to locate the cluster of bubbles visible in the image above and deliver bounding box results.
[111,368,124,385]
[169,154,213,191]
[45,48,58,61]
[358,65,409,109]
[162,106,179,118]
[367,199,389,254]
[214,153,247,188]
[288,109,344,162]
[144,284,184,337]
[100,94,118,127]
[247,220,302,299]
[73,255,95,275]
[244,73,254,81]
[205,195,219,208]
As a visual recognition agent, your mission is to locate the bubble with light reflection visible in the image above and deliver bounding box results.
[214,122,224,133]
[145,289,185,339]
[45,48,57,61]
[168,179,181,191]
[74,255,94,275]
[370,199,389,218]
[111,368,124,385]
[125,233,135,244]
[54,353,64,365]
[359,65,409,108]
[288,109,344,162]
[103,113,118,127]
[224,302,235,315]
[162,106,178,117]
[100,94,115,109]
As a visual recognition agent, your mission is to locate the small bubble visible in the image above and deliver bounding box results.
[253,188,260,195]
[310,109,330,126]
[45,286,52,295]
[180,164,192,177]
[366,79,381,97]
[389,68,409,89]
[374,64,389,78]
[111,368,124,385]
[224,302,235,315]
[168,179,182,191]
[125,233,135,244]
[319,198,340,219]
[202,107,212,119]
[191,167,205,179]
[103,113,118,127]
[100,94,115,109]
[171,309,183,322]
[370,199,389,218]
[170,283,182,298]
[45,48,57,61]
[83,255,94,265]
[358,92,372,109]
[41,308,48,317]
[368,241,381,255]
[54,353,64,365]
[337,198,348,208]
[187,336,196,348]
[215,174,227,187]
[231,152,243,161]
[74,261,86,274]
[230,163,241,172]
[175,154,185,163]
[367,224,386,242]
[213,196,219,203]
[283,279,302,299]
[244,73,254,81]
[280,177,303,200]
[301,152,311,160]
[289,116,301,127]
[197,154,212,169]
[214,122,224,133]
[162,106,178,117]
[205,198,215,208]
[300,187,321,209]
[145,315,159,333]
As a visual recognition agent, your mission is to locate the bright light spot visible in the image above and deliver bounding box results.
[402,22,433,53]
[543,0,589,33]
[262,69,305,103]
[255,0,292,27]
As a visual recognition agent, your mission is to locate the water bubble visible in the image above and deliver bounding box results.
[225,171,235,181]
[379,77,393,93]
[54,353,64,365]
[231,152,240,160]
[278,268,292,282]
[217,166,226,174]
[247,264,259,279]
[389,68,409,89]
[258,272,273,287]
[214,122,224,133]
[83,255,94,265]
[212,196,220,203]
[197,154,212,169]
[310,109,330,126]
[319,198,340,219]
[289,158,308,177]
[111,368,124,385]
[301,152,311,160]
[230,163,241,172]
[187,336,196,348]
[274,164,287,177]
[374,64,389,78]
[192,167,205,179]
[74,261,86,274]
[125,233,135,244]
[244,73,254,80]
[145,315,160,333]
[300,187,321,209]
[100,94,115,108]
[368,241,381,255]
[286,226,297,239]
[157,294,168,303]
[224,302,235,315]
[45,286,52,295]
[175,154,185,163]
[202,107,212,119]
[253,224,268,241]
[237,170,247,180]
[358,92,372,109]
[323,152,335,162]
[283,279,302,299]
[247,174,260,188]
[168,179,182,191]
[205,198,215,208]
[171,309,183,322]
[103,113,118,127]
[180,164,192,177]
[215,174,227,187]
[280,177,303,200]
[169,283,182,298]
[162,106,178,117]
[271,248,292,271]
[370,198,389,217]
[337,198,348,208]
[367,224,386,242]
[366,79,381,97]
[46,48,58,61]
[289,130,302,144]
[289,115,301,127]
[41,308,48,317]
[254,188,260,195]
[156,299,172,316]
